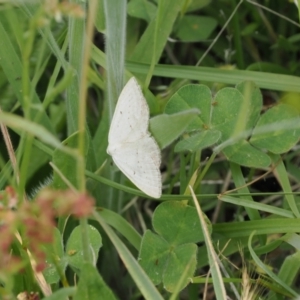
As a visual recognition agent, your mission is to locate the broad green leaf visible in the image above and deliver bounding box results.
[149,109,200,149]
[211,87,244,140]
[74,262,116,300]
[127,0,157,22]
[66,225,102,272]
[139,201,205,292]
[174,130,221,152]
[139,230,170,285]
[236,81,262,130]
[163,243,197,292]
[211,81,269,168]
[43,228,67,285]
[280,92,300,114]
[130,0,185,64]
[175,15,217,42]
[153,201,208,244]
[164,82,271,168]
[222,140,271,168]
[250,104,300,154]
[164,84,212,131]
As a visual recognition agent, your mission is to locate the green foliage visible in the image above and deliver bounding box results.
[0,0,300,299]
[175,16,217,42]
[139,201,210,292]
[150,109,200,149]
[127,0,157,22]
[43,225,102,284]
[165,81,300,168]
[74,263,117,300]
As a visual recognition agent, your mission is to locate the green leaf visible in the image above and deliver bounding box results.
[281,233,300,250]
[164,82,271,168]
[247,62,292,75]
[126,61,300,93]
[139,201,210,292]
[127,0,157,22]
[138,230,170,285]
[153,201,207,244]
[248,232,298,298]
[220,195,294,218]
[42,287,77,300]
[211,87,245,140]
[149,109,200,149]
[74,262,116,300]
[0,111,75,157]
[96,207,142,251]
[24,146,51,190]
[130,0,185,64]
[277,251,300,287]
[165,84,212,131]
[66,225,102,272]
[94,0,105,32]
[94,212,164,300]
[186,0,211,12]
[250,104,300,154]
[163,243,197,292]
[280,92,300,114]
[235,81,262,131]
[174,130,221,152]
[240,22,259,36]
[175,15,217,42]
[212,81,270,168]
[222,140,271,168]
[43,228,68,284]
[213,218,300,238]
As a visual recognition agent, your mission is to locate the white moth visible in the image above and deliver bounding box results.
[107,77,162,198]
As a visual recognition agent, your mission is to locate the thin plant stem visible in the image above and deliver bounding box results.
[196,0,244,66]
[0,108,19,186]
[77,0,98,263]
[144,0,161,89]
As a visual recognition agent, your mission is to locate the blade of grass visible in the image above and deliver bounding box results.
[0,111,77,158]
[126,62,300,93]
[103,0,127,210]
[248,231,298,298]
[270,153,300,218]
[93,208,142,251]
[213,218,300,238]
[93,211,164,300]
[189,186,228,300]
[0,17,54,132]
[219,195,294,218]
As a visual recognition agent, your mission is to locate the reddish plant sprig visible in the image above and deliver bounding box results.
[0,187,95,274]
